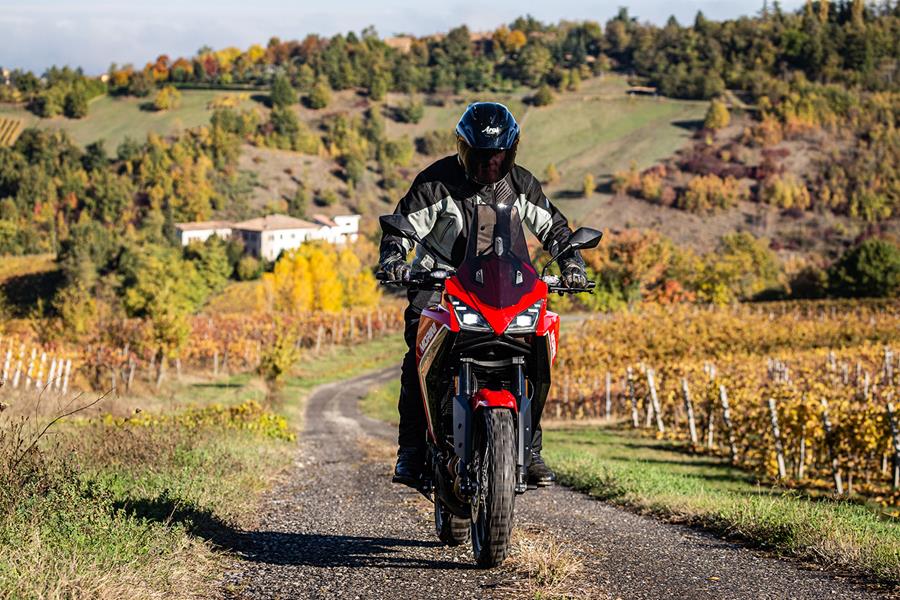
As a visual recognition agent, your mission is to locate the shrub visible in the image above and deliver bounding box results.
[678,174,746,213]
[306,78,332,110]
[639,172,663,202]
[544,163,560,185]
[236,255,263,281]
[153,85,182,111]
[759,173,811,210]
[315,189,338,206]
[269,74,296,109]
[532,84,555,106]
[63,87,88,119]
[704,99,730,131]
[828,238,900,298]
[416,129,456,155]
[395,98,424,123]
[583,173,596,197]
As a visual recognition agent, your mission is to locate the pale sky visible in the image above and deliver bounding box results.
[0,0,804,74]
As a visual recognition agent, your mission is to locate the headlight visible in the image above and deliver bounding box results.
[447,296,490,331]
[506,300,543,333]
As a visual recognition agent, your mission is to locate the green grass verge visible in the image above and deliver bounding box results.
[360,379,401,425]
[0,334,405,599]
[543,425,900,584]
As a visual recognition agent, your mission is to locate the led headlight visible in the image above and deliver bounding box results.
[505,300,543,333]
[447,296,490,331]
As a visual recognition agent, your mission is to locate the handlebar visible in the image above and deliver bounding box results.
[376,269,595,295]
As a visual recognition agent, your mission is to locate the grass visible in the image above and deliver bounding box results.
[359,380,900,585]
[0,253,56,282]
[0,333,404,599]
[543,424,900,584]
[0,90,256,148]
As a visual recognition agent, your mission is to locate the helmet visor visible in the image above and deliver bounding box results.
[459,141,517,185]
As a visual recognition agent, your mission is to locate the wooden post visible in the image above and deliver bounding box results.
[213,351,219,376]
[647,369,664,433]
[315,325,324,353]
[681,377,698,445]
[626,367,639,428]
[156,356,166,389]
[11,348,22,388]
[886,400,900,490]
[175,358,182,380]
[367,312,373,340]
[61,359,71,394]
[1,348,10,382]
[605,371,612,418]
[25,348,36,389]
[46,358,57,393]
[820,398,843,495]
[718,385,737,462]
[126,358,136,392]
[767,398,787,479]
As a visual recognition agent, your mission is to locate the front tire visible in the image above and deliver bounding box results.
[470,408,516,567]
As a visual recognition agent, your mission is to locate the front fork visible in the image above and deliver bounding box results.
[452,357,531,496]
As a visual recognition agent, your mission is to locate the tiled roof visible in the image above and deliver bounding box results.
[175,220,233,231]
[233,214,319,232]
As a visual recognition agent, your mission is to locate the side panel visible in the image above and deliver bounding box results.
[416,305,451,362]
[416,306,452,443]
[536,310,560,365]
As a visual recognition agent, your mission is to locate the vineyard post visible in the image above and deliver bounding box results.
[62,359,71,394]
[24,348,36,388]
[605,371,611,419]
[2,348,10,382]
[367,312,373,341]
[718,385,737,463]
[820,398,844,495]
[11,345,22,388]
[885,347,894,383]
[46,358,57,394]
[886,400,900,490]
[148,353,156,383]
[126,358,135,393]
[681,378,698,445]
[647,369,665,433]
[213,351,219,377]
[627,367,639,428]
[156,356,166,389]
[705,363,717,448]
[35,352,47,391]
[111,367,117,396]
[767,397,787,479]
[222,348,229,374]
[175,358,182,380]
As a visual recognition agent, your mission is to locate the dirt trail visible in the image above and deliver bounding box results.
[220,368,885,599]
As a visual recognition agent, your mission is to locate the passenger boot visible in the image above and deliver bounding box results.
[392,446,426,488]
[527,452,556,487]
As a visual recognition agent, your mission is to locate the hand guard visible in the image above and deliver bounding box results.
[382,258,412,283]
[561,262,588,288]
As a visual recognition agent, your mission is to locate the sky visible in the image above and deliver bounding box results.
[0,0,805,74]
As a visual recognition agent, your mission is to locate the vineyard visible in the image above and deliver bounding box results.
[0,117,22,147]
[549,300,900,506]
[0,306,403,400]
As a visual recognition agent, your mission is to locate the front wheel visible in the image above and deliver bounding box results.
[470,408,516,567]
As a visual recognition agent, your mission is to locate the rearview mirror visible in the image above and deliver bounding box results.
[379,214,420,241]
[567,227,603,251]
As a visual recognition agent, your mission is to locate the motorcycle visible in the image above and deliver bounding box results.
[378,202,601,567]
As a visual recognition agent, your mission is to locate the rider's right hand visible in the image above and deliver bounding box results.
[383,259,412,283]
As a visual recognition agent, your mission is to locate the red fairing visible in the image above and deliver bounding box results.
[445,276,549,335]
[472,388,518,412]
[536,309,561,365]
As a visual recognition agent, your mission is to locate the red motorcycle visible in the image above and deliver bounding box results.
[379,203,601,567]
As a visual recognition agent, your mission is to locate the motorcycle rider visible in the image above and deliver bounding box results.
[379,101,587,489]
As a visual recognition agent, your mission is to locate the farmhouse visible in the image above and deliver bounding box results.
[174,213,360,261]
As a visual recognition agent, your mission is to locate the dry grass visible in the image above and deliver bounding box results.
[501,528,601,599]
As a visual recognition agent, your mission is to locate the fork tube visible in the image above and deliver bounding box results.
[453,359,474,464]
[514,357,530,492]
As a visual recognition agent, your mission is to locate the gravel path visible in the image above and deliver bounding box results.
[220,367,888,599]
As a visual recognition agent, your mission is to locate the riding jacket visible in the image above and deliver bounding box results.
[379,155,584,273]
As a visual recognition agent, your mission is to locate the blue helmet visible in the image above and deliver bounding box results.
[455,102,520,185]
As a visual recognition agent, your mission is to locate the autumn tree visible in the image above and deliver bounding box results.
[704,98,730,130]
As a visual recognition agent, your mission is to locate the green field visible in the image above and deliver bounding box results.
[0,90,256,148]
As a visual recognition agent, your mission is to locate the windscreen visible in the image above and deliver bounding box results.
[456,203,537,308]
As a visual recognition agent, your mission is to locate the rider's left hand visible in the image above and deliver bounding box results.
[562,263,587,288]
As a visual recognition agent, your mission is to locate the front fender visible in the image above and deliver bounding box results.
[471,388,518,412]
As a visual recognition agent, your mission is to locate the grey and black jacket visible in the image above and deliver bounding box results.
[379,155,584,273]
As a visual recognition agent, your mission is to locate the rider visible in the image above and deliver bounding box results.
[379,101,587,489]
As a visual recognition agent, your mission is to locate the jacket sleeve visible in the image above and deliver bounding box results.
[514,174,585,267]
[379,176,443,266]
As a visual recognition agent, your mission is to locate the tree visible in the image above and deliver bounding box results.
[306,77,332,110]
[63,87,89,118]
[396,98,424,123]
[270,74,296,109]
[184,235,232,293]
[288,183,309,218]
[704,98,730,130]
[828,238,900,298]
[583,173,596,197]
[153,85,182,111]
